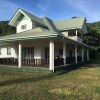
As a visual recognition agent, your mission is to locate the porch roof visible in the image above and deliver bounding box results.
[0,28,92,49]
[0,29,59,42]
[60,36,92,49]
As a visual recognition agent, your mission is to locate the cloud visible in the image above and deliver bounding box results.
[38,4,47,11]
[65,0,100,22]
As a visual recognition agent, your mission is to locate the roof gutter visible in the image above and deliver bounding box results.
[57,34,92,49]
[0,34,58,42]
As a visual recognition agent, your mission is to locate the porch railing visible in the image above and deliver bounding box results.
[0,58,49,67]
[0,56,86,68]
[0,58,18,66]
[66,57,75,64]
[22,58,49,67]
[54,58,64,66]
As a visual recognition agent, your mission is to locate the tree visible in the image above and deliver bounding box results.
[0,21,15,36]
[0,28,2,33]
[83,27,100,47]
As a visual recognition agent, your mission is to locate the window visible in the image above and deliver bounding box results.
[45,48,49,58]
[0,48,1,54]
[68,30,76,36]
[22,47,34,59]
[21,24,27,30]
[7,47,11,55]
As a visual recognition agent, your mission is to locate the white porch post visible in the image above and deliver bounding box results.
[63,42,66,66]
[18,43,22,68]
[76,30,78,36]
[87,49,89,61]
[75,45,78,64]
[82,47,84,62]
[49,40,54,72]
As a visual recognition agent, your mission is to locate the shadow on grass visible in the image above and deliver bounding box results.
[0,73,54,87]
[55,62,94,75]
[0,62,95,87]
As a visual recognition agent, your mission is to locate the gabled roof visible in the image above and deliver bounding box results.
[54,17,86,31]
[9,8,46,27]
[9,8,87,32]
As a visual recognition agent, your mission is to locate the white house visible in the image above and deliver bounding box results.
[0,9,91,72]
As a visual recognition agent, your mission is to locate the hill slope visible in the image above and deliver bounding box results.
[88,21,100,33]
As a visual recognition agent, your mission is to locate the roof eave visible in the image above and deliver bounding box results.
[0,34,58,42]
[58,27,82,31]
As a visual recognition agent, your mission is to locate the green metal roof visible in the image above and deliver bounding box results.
[9,8,86,32]
[9,9,47,27]
[42,17,59,32]
[54,17,86,31]
[0,8,91,48]
[0,29,58,42]
[20,9,46,26]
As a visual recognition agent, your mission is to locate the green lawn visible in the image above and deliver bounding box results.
[0,66,100,100]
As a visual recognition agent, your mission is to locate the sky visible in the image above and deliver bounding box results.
[0,0,100,23]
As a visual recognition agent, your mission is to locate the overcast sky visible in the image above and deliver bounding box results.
[0,0,100,23]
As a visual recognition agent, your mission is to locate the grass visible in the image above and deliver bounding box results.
[0,65,100,100]
[0,66,52,73]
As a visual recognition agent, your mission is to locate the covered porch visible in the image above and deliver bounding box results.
[0,37,91,72]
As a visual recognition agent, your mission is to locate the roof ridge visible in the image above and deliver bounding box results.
[19,8,41,20]
[54,16,85,23]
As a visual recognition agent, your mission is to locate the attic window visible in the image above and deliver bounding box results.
[21,24,27,30]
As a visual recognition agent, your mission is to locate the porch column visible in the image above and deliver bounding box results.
[76,30,78,36]
[49,40,54,72]
[87,49,89,61]
[18,43,22,68]
[82,47,84,62]
[75,45,78,64]
[63,42,66,66]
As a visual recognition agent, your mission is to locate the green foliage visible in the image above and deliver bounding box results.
[88,21,100,31]
[0,21,15,36]
[83,27,100,47]
[83,21,100,54]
